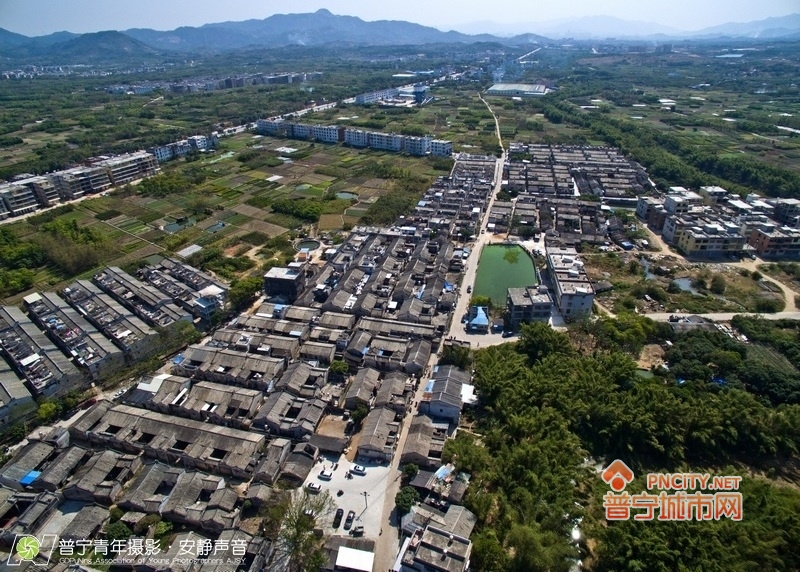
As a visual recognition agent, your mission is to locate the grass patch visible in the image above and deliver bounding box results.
[318,214,344,231]
[240,231,270,246]
[266,213,305,230]
[245,195,272,209]
[221,213,250,226]
[96,209,122,221]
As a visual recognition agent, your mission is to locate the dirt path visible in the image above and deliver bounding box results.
[734,258,797,312]
[639,228,797,313]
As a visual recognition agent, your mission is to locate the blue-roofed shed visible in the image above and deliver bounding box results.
[468,306,489,333]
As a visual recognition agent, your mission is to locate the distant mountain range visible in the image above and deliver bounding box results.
[124,9,515,52]
[456,13,800,40]
[0,9,799,65]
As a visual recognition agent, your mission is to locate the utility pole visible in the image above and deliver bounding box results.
[363,491,369,510]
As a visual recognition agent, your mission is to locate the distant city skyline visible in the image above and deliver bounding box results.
[1,0,797,37]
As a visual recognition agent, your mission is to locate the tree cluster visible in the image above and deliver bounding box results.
[453,317,800,571]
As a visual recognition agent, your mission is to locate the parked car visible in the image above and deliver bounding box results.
[350,525,365,537]
[466,285,472,294]
[307,482,322,493]
[344,510,356,530]
[333,508,344,528]
[319,470,333,481]
[351,464,366,476]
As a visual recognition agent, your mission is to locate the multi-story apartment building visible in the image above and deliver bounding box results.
[507,286,552,327]
[664,214,745,257]
[150,145,173,163]
[264,263,309,303]
[368,132,403,152]
[355,87,400,105]
[288,123,312,140]
[430,140,453,157]
[344,128,370,148]
[0,183,39,216]
[773,198,800,228]
[674,221,746,258]
[664,191,704,215]
[310,125,343,144]
[187,135,207,150]
[256,118,287,136]
[17,176,60,207]
[546,247,595,318]
[636,196,661,221]
[699,186,729,204]
[51,165,111,199]
[749,225,800,260]
[90,152,159,185]
[404,136,432,156]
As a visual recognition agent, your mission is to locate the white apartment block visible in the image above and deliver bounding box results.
[187,135,207,150]
[403,136,432,156]
[430,140,453,157]
[355,88,400,104]
[368,132,403,152]
[546,247,595,317]
[151,145,173,163]
[289,123,312,139]
[344,129,369,147]
[311,125,341,144]
[256,118,285,136]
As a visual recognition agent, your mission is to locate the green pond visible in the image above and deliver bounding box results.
[473,244,537,305]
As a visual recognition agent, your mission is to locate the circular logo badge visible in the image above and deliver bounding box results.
[16,536,40,560]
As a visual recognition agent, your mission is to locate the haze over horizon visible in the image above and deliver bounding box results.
[1,0,797,37]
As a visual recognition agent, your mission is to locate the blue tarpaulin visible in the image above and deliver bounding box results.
[20,471,41,486]
[434,465,453,480]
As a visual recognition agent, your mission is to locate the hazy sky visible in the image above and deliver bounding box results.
[2,0,797,36]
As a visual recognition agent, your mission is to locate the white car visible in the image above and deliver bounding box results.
[307,482,322,493]
[351,464,366,476]
[319,470,333,481]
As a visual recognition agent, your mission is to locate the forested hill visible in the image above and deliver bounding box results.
[447,317,800,571]
[1,10,550,63]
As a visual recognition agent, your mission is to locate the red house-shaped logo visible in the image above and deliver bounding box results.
[602,460,634,492]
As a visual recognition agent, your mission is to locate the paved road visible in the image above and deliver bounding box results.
[374,94,511,570]
[445,95,508,341]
